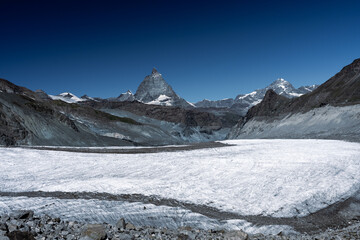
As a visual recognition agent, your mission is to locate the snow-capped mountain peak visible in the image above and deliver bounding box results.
[265,78,300,97]
[272,78,286,85]
[134,69,173,103]
[273,78,289,88]
[116,90,135,102]
[233,78,317,113]
[49,92,86,103]
[134,69,192,108]
[268,78,295,90]
[151,67,161,77]
[195,78,318,115]
[274,78,286,83]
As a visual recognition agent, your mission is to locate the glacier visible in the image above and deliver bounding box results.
[1,139,360,233]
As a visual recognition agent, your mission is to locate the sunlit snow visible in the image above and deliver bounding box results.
[49,92,85,103]
[146,94,173,106]
[1,139,360,218]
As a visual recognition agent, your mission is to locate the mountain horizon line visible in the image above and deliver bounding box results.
[21,69,319,103]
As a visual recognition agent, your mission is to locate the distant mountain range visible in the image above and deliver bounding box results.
[49,68,193,107]
[48,69,318,116]
[195,78,318,115]
[1,58,359,146]
[0,76,237,146]
[49,92,87,103]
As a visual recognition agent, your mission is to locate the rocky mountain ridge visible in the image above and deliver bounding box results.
[247,58,360,118]
[228,58,360,141]
[0,77,237,146]
[195,78,318,115]
[48,71,317,115]
[49,68,194,108]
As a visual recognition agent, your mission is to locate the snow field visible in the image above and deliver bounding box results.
[1,139,360,218]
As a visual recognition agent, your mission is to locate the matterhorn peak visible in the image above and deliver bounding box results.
[134,68,192,108]
[150,68,162,78]
[152,67,159,75]
[135,68,174,103]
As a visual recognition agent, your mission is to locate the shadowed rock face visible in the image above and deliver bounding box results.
[134,68,192,107]
[83,100,240,129]
[0,101,28,146]
[0,90,134,146]
[245,89,290,119]
[295,58,360,108]
[0,78,30,94]
[135,68,174,102]
[195,98,235,109]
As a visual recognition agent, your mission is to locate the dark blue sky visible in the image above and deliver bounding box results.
[1,0,360,102]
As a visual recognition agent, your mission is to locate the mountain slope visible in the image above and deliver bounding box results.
[82,99,239,140]
[0,79,189,146]
[0,78,237,146]
[195,98,235,109]
[287,58,360,111]
[228,58,360,141]
[0,91,122,146]
[248,58,360,117]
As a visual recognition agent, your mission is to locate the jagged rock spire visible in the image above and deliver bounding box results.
[152,68,158,74]
[134,68,192,107]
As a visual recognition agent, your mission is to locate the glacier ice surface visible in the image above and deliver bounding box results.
[1,139,360,218]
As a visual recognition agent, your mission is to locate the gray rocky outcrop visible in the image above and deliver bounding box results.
[80,224,107,240]
[1,211,359,240]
